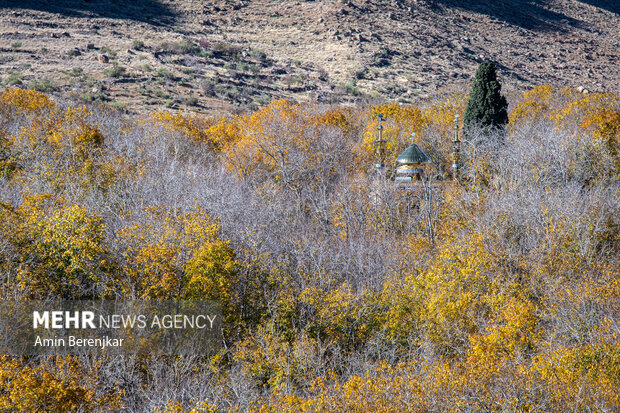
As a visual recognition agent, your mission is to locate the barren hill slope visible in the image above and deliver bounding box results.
[1,0,618,114]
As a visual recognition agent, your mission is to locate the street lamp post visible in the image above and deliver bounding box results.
[452,114,460,181]
[375,114,386,177]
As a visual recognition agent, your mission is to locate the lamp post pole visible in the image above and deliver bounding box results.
[375,114,386,177]
[452,114,461,181]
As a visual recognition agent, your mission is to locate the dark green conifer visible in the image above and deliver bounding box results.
[463,62,508,132]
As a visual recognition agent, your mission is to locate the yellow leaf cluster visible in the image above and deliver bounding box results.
[0,87,54,114]
[0,355,123,412]
[10,195,110,298]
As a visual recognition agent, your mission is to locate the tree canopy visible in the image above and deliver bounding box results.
[463,62,509,132]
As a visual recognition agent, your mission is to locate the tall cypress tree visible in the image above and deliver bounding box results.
[463,62,508,132]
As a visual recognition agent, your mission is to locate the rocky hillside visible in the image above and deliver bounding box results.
[1,0,618,114]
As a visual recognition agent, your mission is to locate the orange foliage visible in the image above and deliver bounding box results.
[117,206,229,299]
[0,355,124,412]
[150,111,243,151]
[1,87,619,412]
[0,87,54,114]
[361,102,428,165]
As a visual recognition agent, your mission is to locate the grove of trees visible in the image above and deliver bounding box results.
[0,84,618,412]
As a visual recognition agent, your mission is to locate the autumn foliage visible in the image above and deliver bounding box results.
[0,86,618,411]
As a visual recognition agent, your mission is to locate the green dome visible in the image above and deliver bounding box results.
[396,143,432,164]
